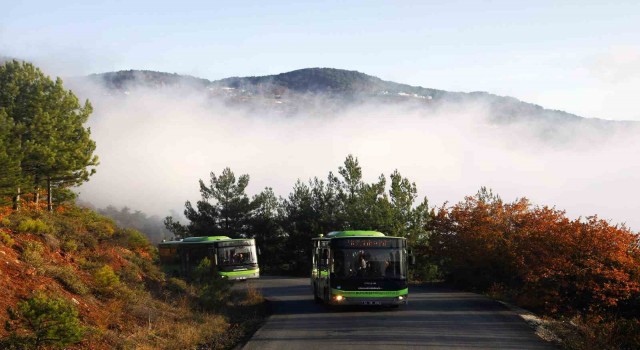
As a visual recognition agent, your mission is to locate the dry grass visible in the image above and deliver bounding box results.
[242,283,266,306]
[497,297,640,350]
[102,290,231,350]
[544,316,640,350]
[46,265,89,295]
[158,313,229,350]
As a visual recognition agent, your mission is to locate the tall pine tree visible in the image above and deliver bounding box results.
[0,60,98,209]
[168,168,256,237]
[0,109,22,204]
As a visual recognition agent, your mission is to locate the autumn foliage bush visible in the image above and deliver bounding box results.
[429,189,640,316]
[428,189,640,348]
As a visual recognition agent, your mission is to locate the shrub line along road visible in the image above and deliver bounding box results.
[240,276,556,349]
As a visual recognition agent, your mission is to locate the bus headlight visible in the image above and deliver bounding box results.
[398,296,404,301]
[335,295,344,302]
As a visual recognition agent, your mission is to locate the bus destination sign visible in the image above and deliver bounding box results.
[334,238,402,248]
[217,240,253,248]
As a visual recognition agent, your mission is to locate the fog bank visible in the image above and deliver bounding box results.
[72,81,640,231]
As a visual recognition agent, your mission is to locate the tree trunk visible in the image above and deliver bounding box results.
[13,186,21,210]
[47,176,53,212]
[34,187,40,205]
[34,174,39,205]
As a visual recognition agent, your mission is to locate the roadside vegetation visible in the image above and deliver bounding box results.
[0,203,267,349]
[428,189,640,349]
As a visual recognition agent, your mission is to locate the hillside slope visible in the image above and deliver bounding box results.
[0,204,265,349]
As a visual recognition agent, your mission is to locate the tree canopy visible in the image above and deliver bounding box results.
[166,155,431,275]
[0,60,98,209]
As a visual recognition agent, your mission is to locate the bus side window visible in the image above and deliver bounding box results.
[208,247,218,266]
[314,248,320,270]
[320,248,329,267]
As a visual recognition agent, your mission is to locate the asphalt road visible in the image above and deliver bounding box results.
[240,276,556,350]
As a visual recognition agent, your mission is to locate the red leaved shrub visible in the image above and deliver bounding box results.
[429,191,640,316]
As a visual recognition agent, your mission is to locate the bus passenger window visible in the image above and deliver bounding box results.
[320,249,329,267]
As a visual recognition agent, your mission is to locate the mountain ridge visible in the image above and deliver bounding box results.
[86,67,628,125]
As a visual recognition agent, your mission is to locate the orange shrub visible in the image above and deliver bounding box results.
[429,193,640,316]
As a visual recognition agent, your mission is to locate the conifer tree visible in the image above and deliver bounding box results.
[0,109,23,205]
[170,168,256,237]
[0,60,98,210]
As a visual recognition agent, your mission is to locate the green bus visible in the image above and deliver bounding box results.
[158,236,259,280]
[311,231,412,306]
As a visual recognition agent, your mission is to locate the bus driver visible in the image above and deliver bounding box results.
[357,252,368,276]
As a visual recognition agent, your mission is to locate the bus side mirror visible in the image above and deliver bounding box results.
[410,255,416,266]
[257,247,262,255]
[213,253,218,266]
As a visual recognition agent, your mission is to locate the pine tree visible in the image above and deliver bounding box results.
[0,60,98,210]
[173,168,256,237]
[0,109,23,205]
[200,168,253,234]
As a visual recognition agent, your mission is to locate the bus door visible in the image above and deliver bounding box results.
[179,246,191,277]
[208,246,218,276]
[312,242,319,279]
[319,245,330,300]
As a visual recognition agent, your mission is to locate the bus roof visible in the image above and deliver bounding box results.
[182,236,231,242]
[325,231,386,238]
[159,236,254,246]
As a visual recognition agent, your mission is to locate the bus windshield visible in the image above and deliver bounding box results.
[332,248,406,279]
[217,245,257,266]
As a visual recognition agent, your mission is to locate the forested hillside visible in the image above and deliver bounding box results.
[90,70,211,91]
[97,205,172,244]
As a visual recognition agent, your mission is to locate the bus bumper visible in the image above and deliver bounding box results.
[219,269,260,280]
[329,295,408,306]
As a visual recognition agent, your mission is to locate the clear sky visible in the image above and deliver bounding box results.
[2,0,639,120]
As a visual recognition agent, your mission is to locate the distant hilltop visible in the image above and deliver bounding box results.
[87,67,629,127]
[89,67,445,97]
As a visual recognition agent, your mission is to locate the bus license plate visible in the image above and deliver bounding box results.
[361,301,381,305]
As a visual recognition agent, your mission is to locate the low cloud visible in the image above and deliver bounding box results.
[72,80,640,231]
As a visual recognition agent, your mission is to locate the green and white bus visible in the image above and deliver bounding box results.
[158,236,259,280]
[311,231,411,306]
